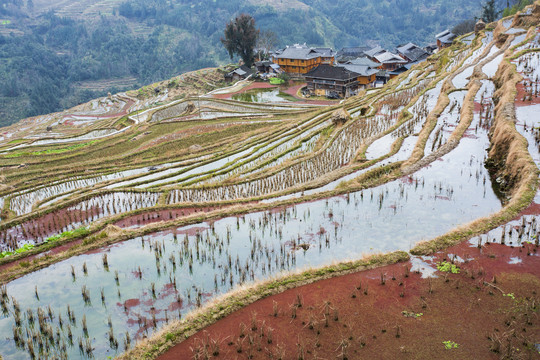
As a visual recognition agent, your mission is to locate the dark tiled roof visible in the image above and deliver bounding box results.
[396,42,416,52]
[374,51,407,64]
[337,64,378,77]
[397,43,429,62]
[305,64,360,81]
[255,61,272,67]
[274,44,320,60]
[436,29,457,44]
[274,45,336,60]
[227,65,254,77]
[347,57,380,68]
[337,46,371,57]
[439,33,457,44]
[435,30,452,39]
[364,46,385,58]
[314,47,336,57]
[425,44,438,52]
[388,65,409,75]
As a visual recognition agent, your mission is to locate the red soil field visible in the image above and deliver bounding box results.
[158,240,540,360]
[157,199,540,360]
[515,82,540,107]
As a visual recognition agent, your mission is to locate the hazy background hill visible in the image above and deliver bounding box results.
[0,0,507,127]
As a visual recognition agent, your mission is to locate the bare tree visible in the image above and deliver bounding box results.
[452,19,476,36]
[256,30,278,60]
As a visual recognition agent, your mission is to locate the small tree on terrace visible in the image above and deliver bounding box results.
[221,14,259,67]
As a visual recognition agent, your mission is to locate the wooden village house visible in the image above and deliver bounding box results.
[395,42,429,63]
[304,64,377,98]
[364,46,408,71]
[337,63,378,87]
[313,47,336,65]
[224,65,254,82]
[336,46,372,63]
[271,44,335,75]
[254,61,283,76]
[436,30,457,49]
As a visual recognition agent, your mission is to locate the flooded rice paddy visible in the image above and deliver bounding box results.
[231,88,295,103]
[0,73,504,359]
[0,134,502,358]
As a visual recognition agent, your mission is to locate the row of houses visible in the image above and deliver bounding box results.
[304,41,432,98]
[226,29,458,99]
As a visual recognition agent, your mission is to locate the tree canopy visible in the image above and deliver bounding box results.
[481,0,500,23]
[221,14,259,67]
[502,0,533,17]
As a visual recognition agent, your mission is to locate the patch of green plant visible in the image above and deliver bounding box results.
[269,77,284,85]
[44,227,89,244]
[44,234,62,243]
[437,261,460,273]
[402,311,423,318]
[0,251,13,259]
[15,243,35,254]
[502,1,533,18]
[4,140,97,158]
[0,243,35,259]
[503,293,516,300]
[319,125,334,139]
[443,340,459,349]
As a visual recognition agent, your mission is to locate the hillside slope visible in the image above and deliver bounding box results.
[0,0,487,127]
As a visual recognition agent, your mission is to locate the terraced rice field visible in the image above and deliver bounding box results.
[0,12,539,360]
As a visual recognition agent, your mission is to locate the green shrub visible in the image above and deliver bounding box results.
[437,261,460,273]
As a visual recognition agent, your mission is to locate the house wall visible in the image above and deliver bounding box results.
[357,74,376,85]
[273,57,320,74]
[306,77,358,98]
[381,63,403,71]
[272,56,335,74]
[320,57,335,65]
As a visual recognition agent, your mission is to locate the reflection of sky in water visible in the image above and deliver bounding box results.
[232,88,292,103]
